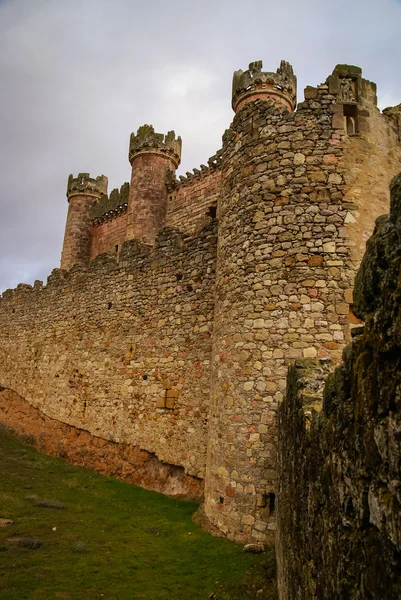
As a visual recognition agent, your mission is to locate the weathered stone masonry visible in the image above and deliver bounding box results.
[204,62,401,543]
[0,60,400,544]
[276,173,401,599]
[0,225,216,492]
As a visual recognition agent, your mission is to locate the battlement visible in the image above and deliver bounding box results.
[2,59,401,551]
[166,149,222,191]
[66,173,108,200]
[232,59,297,113]
[92,182,130,223]
[128,125,182,168]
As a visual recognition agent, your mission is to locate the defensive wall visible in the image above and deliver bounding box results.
[0,60,400,545]
[0,224,217,496]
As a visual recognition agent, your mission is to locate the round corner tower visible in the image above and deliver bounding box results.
[60,173,108,270]
[126,125,182,244]
[204,60,297,545]
[232,60,297,114]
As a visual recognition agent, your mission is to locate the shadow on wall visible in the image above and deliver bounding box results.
[0,388,204,501]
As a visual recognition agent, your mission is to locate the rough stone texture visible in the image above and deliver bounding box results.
[1,61,401,545]
[0,222,217,481]
[126,126,182,245]
[276,173,401,599]
[60,173,108,270]
[203,64,400,544]
[166,155,221,236]
[232,60,297,113]
[0,388,203,498]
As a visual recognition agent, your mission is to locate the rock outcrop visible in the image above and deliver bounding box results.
[277,173,401,599]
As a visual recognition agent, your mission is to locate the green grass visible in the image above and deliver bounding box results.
[0,426,277,600]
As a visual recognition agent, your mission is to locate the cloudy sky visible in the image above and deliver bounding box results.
[0,0,400,292]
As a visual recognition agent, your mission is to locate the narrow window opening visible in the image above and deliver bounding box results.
[261,492,276,515]
[346,116,356,135]
[143,374,148,381]
[115,244,119,253]
[207,205,217,219]
[108,302,112,310]
[269,493,276,515]
[219,496,224,504]
[343,104,358,135]
[176,273,183,281]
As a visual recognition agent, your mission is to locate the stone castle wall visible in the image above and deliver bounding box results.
[90,212,128,259]
[0,62,400,545]
[203,69,401,545]
[0,388,203,498]
[0,223,217,488]
[276,174,401,599]
[166,164,221,236]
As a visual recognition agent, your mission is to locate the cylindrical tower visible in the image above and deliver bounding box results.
[204,60,297,545]
[232,60,297,114]
[60,173,108,270]
[126,125,182,244]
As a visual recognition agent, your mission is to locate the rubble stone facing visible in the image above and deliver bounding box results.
[0,223,217,481]
[0,61,401,544]
[276,173,401,599]
[0,388,203,498]
[203,64,401,544]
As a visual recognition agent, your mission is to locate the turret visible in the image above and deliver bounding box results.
[60,173,108,270]
[126,125,182,244]
[232,60,297,114]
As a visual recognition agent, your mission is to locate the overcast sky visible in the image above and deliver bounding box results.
[0,0,400,292]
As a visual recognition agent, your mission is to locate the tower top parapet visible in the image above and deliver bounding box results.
[128,125,182,169]
[66,173,108,201]
[232,60,297,113]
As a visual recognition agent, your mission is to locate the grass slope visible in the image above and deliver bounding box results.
[0,426,277,600]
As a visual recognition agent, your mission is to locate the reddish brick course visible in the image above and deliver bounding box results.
[166,170,221,235]
[91,212,128,259]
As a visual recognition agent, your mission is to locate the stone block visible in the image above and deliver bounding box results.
[304,86,318,100]
[156,396,166,408]
[332,114,345,130]
[308,255,324,267]
[165,397,175,409]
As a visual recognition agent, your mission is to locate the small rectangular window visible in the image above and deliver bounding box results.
[343,104,358,135]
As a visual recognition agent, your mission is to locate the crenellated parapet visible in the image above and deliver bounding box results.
[126,125,182,244]
[166,149,222,191]
[66,173,108,201]
[61,172,109,271]
[128,125,182,169]
[232,60,297,113]
[92,182,130,224]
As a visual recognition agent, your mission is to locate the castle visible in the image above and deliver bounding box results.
[0,60,400,547]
